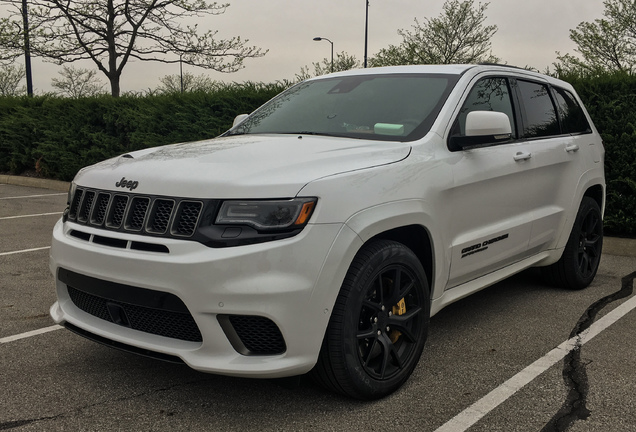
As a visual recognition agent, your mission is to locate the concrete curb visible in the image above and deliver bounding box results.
[2,175,635,257]
[0,174,70,192]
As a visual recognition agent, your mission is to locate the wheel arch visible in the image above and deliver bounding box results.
[369,225,434,291]
[343,200,445,298]
[584,183,605,217]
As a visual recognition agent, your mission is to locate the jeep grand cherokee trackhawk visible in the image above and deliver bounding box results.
[50,65,605,400]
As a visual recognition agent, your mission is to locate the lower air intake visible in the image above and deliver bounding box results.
[218,315,287,355]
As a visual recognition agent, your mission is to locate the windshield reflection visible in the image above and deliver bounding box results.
[226,74,459,142]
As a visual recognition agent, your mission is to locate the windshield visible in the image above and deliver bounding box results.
[226,73,460,142]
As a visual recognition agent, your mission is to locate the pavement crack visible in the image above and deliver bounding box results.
[0,416,59,431]
[541,271,636,432]
[0,378,215,430]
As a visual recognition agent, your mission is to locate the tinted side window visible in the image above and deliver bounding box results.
[553,88,592,134]
[452,77,516,137]
[517,80,560,138]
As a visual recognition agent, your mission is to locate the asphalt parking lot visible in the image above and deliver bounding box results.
[1,178,635,432]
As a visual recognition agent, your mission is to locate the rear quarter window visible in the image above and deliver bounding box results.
[553,88,592,134]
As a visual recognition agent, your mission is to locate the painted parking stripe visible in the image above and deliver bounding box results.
[0,325,63,344]
[0,246,51,257]
[0,193,66,200]
[0,212,62,220]
[435,293,636,432]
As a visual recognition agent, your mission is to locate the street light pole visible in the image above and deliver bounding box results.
[364,0,369,68]
[313,37,334,73]
[179,53,183,93]
[21,0,33,96]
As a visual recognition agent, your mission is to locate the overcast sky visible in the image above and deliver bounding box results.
[10,0,607,93]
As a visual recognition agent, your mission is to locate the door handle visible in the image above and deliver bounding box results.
[513,151,532,161]
[566,144,580,153]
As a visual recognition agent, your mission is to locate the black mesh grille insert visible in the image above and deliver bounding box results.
[69,189,83,219]
[78,191,95,222]
[228,315,286,355]
[91,193,111,225]
[67,285,203,342]
[147,199,174,234]
[107,195,128,228]
[125,197,150,231]
[172,201,202,237]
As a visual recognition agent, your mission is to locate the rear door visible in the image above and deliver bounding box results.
[515,81,591,254]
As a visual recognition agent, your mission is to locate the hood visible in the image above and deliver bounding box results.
[74,134,411,198]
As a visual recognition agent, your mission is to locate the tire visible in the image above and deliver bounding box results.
[311,240,430,400]
[542,197,603,290]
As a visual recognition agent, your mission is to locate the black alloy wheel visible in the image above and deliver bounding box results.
[356,263,425,380]
[542,197,603,290]
[312,240,430,400]
[575,201,603,280]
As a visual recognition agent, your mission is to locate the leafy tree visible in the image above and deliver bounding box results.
[0,16,21,61]
[51,65,106,98]
[158,71,218,93]
[555,0,636,75]
[0,0,266,97]
[296,51,361,81]
[370,0,498,67]
[0,63,25,95]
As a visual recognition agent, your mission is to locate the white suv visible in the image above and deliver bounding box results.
[50,64,605,399]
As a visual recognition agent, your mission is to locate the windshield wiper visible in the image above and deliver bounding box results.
[286,131,344,137]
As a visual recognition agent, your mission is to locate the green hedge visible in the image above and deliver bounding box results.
[0,82,285,181]
[0,76,634,236]
[565,73,636,236]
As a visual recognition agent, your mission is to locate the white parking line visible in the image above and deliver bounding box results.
[0,246,51,257]
[0,193,66,200]
[435,294,636,432]
[0,212,63,220]
[0,325,63,344]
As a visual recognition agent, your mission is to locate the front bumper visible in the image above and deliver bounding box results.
[50,218,356,378]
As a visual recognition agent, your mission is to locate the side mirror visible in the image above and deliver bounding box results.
[449,111,512,151]
[232,114,250,128]
[465,111,511,137]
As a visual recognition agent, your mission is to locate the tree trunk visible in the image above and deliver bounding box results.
[109,74,120,97]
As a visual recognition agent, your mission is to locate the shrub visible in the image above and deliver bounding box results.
[0,82,285,181]
[564,72,636,236]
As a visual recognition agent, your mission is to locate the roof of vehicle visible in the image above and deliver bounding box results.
[316,64,572,89]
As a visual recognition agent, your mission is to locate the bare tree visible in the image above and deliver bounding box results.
[0,63,25,95]
[0,0,266,96]
[51,65,106,97]
[371,0,498,67]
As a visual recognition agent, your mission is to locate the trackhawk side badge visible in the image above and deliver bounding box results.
[461,233,509,258]
[115,177,139,191]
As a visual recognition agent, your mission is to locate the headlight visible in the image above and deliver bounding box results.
[216,198,317,231]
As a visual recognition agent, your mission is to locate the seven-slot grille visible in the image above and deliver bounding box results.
[68,187,204,238]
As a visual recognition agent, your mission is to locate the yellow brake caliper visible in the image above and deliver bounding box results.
[390,298,406,343]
